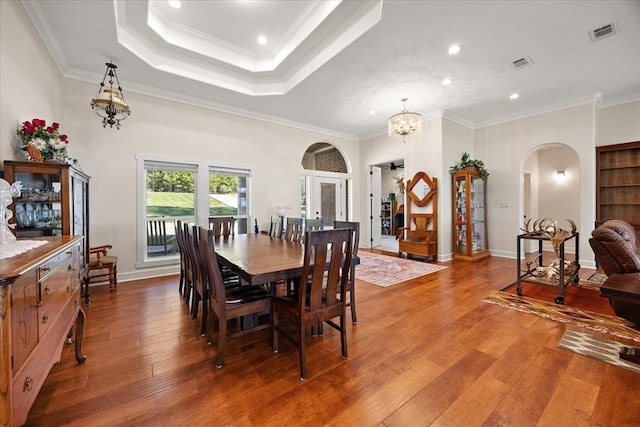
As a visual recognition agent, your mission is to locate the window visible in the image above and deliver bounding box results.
[209,166,251,234]
[137,155,251,267]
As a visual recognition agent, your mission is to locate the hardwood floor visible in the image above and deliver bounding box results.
[25,253,640,426]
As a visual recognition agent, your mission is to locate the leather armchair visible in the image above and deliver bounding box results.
[589,220,640,275]
[589,220,640,327]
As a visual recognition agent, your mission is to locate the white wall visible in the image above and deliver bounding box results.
[0,1,62,162]
[596,101,640,146]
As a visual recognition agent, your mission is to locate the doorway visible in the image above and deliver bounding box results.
[369,159,404,251]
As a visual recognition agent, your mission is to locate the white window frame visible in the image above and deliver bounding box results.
[136,154,252,268]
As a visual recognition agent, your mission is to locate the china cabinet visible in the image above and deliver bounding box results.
[452,169,489,261]
[3,160,90,260]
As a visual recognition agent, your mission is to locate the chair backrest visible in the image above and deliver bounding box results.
[334,220,360,257]
[284,217,304,242]
[147,218,168,255]
[198,226,227,313]
[589,220,640,275]
[209,216,235,238]
[269,216,282,238]
[174,219,185,261]
[298,229,352,314]
[184,224,205,294]
[305,218,324,232]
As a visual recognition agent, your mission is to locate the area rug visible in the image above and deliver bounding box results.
[587,272,608,285]
[483,283,640,342]
[355,251,446,287]
[557,329,640,375]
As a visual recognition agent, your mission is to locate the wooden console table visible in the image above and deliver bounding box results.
[1,236,87,427]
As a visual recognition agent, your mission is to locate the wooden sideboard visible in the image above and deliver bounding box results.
[1,236,86,427]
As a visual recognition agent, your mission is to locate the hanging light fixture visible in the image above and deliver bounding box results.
[90,62,131,129]
[388,98,422,142]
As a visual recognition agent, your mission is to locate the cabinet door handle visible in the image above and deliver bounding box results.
[41,267,50,272]
[42,315,49,324]
[45,286,51,294]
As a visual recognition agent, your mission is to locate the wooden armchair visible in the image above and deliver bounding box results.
[398,171,438,262]
[86,245,118,304]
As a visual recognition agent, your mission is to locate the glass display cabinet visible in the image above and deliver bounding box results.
[452,169,489,261]
[3,160,90,259]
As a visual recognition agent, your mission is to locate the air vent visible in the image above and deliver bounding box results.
[511,56,534,69]
[589,23,617,42]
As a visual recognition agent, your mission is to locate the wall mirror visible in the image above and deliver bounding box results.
[406,171,436,207]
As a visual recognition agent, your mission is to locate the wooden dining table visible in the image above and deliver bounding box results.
[213,232,359,286]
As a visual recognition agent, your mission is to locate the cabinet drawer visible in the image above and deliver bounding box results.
[39,257,74,339]
[11,270,39,376]
[38,250,72,281]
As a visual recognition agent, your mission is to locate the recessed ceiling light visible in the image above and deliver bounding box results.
[257,35,267,45]
[168,1,182,9]
[509,93,520,100]
[448,44,462,55]
[369,110,376,115]
[442,78,453,86]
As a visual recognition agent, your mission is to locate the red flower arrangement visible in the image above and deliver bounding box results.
[17,118,71,162]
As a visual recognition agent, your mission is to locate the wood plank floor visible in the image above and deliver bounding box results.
[25,252,640,426]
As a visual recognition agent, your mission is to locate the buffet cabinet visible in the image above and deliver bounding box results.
[0,237,86,427]
[452,169,490,261]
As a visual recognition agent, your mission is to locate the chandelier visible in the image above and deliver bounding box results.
[388,98,422,142]
[90,62,131,129]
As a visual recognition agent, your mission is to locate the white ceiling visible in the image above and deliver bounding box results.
[23,0,640,140]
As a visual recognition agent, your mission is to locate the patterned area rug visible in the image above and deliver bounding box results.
[355,251,446,287]
[483,284,640,342]
[587,272,608,285]
[558,330,640,374]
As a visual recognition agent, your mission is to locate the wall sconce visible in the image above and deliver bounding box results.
[555,170,567,182]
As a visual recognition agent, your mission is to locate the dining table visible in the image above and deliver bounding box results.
[213,232,359,287]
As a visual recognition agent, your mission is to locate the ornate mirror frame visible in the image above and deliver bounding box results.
[406,171,437,207]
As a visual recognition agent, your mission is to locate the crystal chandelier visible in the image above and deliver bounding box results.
[388,98,422,142]
[90,62,131,129]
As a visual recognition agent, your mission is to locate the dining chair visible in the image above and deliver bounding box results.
[305,218,324,232]
[174,220,186,296]
[184,224,209,336]
[283,217,304,242]
[271,228,353,380]
[269,216,282,238]
[333,220,360,324]
[198,226,272,368]
[209,216,235,238]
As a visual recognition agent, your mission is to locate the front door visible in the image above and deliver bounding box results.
[312,176,343,227]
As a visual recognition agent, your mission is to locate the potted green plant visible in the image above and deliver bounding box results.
[449,152,489,178]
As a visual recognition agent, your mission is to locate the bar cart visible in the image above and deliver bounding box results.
[514,231,580,304]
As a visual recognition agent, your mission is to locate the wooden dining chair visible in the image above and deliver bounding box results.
[305,218,324,232]
[87,245,118,305]
[198,226,272,368]
[283,217,304,242]
[269,216,282,238]
[184,224,209,335]
[271,228,353,380]
[333,220,360,324]
[174,219,188,298]
[209,216,235,238]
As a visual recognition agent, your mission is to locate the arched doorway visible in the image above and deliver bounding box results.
[520,143,580,254]
[301,143,352,227]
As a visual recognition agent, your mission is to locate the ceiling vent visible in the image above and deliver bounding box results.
[589,23,617,42]
[511,56,534,70]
